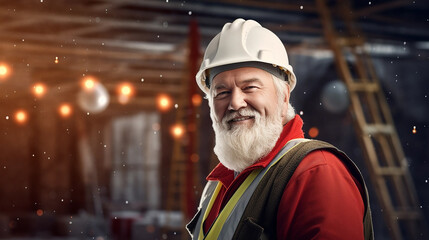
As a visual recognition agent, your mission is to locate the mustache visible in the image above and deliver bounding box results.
[222,108,258,123]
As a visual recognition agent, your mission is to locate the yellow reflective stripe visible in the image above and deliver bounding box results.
[204,169,262,240]
[198,182,222,240]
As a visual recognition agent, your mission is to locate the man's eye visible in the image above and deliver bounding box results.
[243,86,257,91]
[215,91,229,98]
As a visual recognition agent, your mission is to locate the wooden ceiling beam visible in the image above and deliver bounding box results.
[353,0,410,18]
[0,40,185,62]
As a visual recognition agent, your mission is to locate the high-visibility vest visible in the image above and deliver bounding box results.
[186,139,374,240]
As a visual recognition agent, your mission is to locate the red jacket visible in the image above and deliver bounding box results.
[204,115,364,239]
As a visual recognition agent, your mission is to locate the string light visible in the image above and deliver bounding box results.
[54,57,59,64]
[119,84,132,96]
[32,83,47,98]
[15,110,28,124]
[0,63,11,79]
[82,77,96,90]
[157,94,172,112]
[117,82,134,104]
[191,93,202,107]
[412,126,417,134]
[36,209,44,217]
[59,103,72,118]
[171,124,185,139]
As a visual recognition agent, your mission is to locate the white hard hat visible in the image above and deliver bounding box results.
[196,18,297,94]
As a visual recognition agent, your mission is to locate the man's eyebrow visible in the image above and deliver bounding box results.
[214,83,227,90]
[213,77,263,90]
[241,78,263,85]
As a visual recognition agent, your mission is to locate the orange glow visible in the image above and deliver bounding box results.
[15,110,27,124]
[171,124,185,139]
[119,83,133,96]
[157,94,172,112]
[191,153,199,163]
[0,63,11,79]
[36,209,43,216]
[82,77,96,90]
[192,93,202,107]
[32,83,46,98]
[117,83,134,104]
[54,57,59,64]
[412,126,417,134]
[308,127,319,138]
[59,103,72,118]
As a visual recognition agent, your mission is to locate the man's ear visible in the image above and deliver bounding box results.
[281,84,291,118]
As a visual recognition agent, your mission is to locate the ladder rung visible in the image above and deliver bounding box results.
[336,37,365,47]
[394,210,423,220]
[348,82,379,92]
[376,166,405,175]
[363,124,394,135]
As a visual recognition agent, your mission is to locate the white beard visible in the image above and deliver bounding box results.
[212,107,284,172]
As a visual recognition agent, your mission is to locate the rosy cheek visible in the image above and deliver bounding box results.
[214,104,225,122]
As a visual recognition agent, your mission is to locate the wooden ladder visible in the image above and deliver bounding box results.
[316,0,427,239]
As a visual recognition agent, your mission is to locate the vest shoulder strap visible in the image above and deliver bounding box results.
[232,140,374,240]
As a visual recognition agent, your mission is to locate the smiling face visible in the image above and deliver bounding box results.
[211,67,288,128]
[207,67,291,172]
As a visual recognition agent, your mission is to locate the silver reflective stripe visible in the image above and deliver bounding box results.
[191,138,308,239]
[191,180,218,239]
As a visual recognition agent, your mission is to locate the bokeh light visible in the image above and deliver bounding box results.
[117,82,134,104]
[15,110,28,124]
[59,103,72,118]
[157,94,172,112]
[0,63,11,80]
[77,79,110,114]
[191,153,199,163]
[32,83,47,98]
[36,209,43,217]
[82,77,96,90]
[119,83,133,96]
[171,124,185,139]
[192,93,202,107]
[308,127,319,138]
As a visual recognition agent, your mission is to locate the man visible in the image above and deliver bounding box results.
[187,18,373,240]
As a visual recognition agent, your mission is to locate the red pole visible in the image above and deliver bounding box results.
[185,18,200,219]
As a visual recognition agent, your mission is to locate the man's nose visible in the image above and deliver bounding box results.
[228,90,247,111]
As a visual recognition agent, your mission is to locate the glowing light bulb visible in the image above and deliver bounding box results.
[54,57,59,64]
[157,94,172,112]
[32,83,46,98]
[192,93,202,107]
[117,83,134,104]
[15,110,27,124]
[59,104,72,118]
[120,85,132,96]
[412,126,417,134]
[0,63,11,79]
[83,78,95,90]
[36,209,44,217]
[0,65,7,75]
[171,124,184,138]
